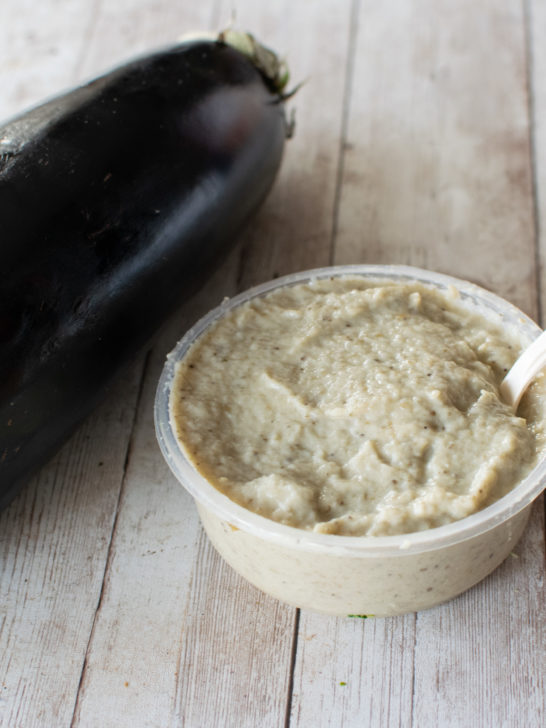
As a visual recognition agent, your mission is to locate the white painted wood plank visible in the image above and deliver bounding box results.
[529,0,546,323]
[335,0,536,316]
[0,368,143,728]
[0,0,99,121]
[75,0,223,82]
[0,0,223,124]
[172,531,295,728]
[291,613,416,728]
[70,348,204,728]
[529,0,546,707]
[413,502,545,728]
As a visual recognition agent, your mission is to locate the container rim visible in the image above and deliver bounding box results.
[155,264,546,556]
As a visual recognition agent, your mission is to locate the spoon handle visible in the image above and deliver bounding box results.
[500,329,546,410]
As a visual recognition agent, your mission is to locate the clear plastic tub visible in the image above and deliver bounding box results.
[155,265,546,616]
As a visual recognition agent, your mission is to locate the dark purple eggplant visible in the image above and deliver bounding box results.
[0,31,290,508]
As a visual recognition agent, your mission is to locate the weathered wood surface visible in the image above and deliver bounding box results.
[0,1,544,727]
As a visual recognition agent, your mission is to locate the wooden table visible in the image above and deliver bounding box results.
[1,1,544,726]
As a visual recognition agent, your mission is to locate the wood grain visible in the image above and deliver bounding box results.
[0,1,544,726]
[70,256,261,728]
[230,0,354,288]
[335,0,536,315]
[529,0,546,323]
[74,0,223,81]
[0,0,98,120]
[172,531,295,728]
[291,613,416,728]
[0,368,143,728]
[413,502,545,728]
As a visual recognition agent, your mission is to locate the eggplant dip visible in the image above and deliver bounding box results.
[170,278,546,536]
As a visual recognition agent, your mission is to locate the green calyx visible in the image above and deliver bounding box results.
[218,29,290,96]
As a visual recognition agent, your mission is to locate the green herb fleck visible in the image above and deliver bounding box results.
[347,614,374,619]
[339,681,347,686]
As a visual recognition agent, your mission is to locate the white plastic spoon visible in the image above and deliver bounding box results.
[500,329,546,410]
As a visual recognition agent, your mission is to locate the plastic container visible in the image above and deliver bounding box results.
[155,265,546,616]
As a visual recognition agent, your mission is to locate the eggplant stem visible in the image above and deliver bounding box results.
[278,79,305,103]
[218,29,290,96]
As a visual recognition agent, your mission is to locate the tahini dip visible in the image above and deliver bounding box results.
[170,278,546,537]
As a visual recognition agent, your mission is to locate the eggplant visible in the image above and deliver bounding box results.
[0,31,290,508]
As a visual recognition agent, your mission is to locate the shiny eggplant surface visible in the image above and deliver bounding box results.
[0,36,288,508]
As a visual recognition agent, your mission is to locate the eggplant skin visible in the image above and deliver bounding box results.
[0,39,287,509]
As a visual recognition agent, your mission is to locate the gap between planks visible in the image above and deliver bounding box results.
[68,350,152,727]
[329,0,362,267]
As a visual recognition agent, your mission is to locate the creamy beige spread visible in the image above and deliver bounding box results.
[170,278,545,537]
